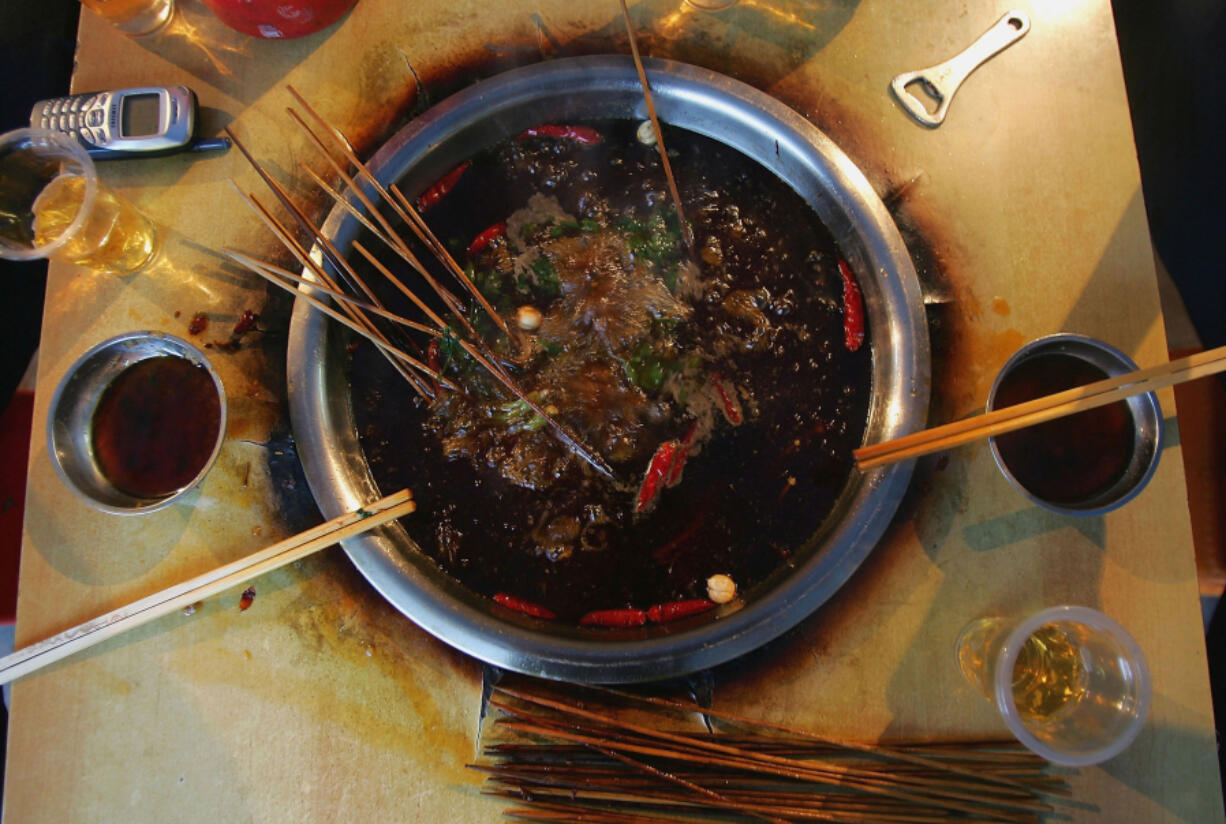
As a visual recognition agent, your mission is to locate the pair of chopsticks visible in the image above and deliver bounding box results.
[0,489,415,686]
[855,344,1226,470]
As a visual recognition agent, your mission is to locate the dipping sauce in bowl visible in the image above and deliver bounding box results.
[987,334,1162,516]
[91,356,222,498]
[48,331,227,514]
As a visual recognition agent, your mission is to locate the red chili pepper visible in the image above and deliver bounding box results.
[665,423,698,488]
[416,161,471,212]
[233,310,260,336]
[838,259,865,352]
[647,599,715,623]
[708,372,743,426]
[579,608,648,628]
[427,338,441,373]
[466,221,506,258]
[517,124,603,144]
[493,593,557,620]
[188,312,208,335]
[636,440,681,513]
[239,586,256,611]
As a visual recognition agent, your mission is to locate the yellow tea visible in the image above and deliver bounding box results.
[80,0,174,35]
[1010,624,1088,720]
[32,174,159,274]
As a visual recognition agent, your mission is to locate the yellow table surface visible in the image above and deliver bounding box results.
[5,0,1223,821]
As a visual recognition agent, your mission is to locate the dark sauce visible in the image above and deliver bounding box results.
[348,121,873,622]
[91,356,222,498]
[992,353,1135,504]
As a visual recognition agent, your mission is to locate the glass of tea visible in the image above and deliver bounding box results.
[987,334,1163,515]
[80,0,176,37]
[0,128,161,275]
[956,605,1151,766]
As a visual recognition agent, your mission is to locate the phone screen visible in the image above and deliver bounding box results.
[120,93,161,138]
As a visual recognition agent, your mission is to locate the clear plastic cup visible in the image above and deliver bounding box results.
[80,0,176,37]
[0,128,160,274]
[956,605,1151,766]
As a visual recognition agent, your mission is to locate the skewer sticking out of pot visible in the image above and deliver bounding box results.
[619,0,695,258]
[221,105,618,481]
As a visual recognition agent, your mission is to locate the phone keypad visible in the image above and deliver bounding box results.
[33,95,113,149]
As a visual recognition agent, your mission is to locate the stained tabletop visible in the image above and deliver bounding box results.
[4,1,1223,821]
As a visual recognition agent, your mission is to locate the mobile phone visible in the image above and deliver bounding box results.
[29,85,228,160]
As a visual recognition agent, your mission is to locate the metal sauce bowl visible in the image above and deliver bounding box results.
[987,333,1162,516]
[47,331,227,515]
[286,56,931,682]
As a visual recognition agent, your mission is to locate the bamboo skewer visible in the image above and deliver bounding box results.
[591,686,1037,794]
[226,93,618,479]
[224,250,442,339]
[0,490,416,686]
[223,247,453,388]
[495,687,1046,806]
[224,151,435,399]
[855,343,1226,470]
[285,85,510,337]
[489,696,1048,821]
[618,0,695,255]
[222,186,449,390]
[476,681,1067,824]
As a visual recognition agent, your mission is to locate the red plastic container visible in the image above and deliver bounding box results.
[199,0,357,39]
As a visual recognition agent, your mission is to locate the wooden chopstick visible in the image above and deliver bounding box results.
[855,344,1226,470]
[0,489,416,686]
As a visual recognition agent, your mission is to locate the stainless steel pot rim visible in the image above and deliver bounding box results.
[286,55,930,682]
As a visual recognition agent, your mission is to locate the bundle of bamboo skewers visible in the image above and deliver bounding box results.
[222,87,617,478]
[474,681,1071,824]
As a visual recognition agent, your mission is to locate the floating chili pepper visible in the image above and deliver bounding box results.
[665,423,698,488]
[635,440,681,513]
[239,586,256,611]
[233,309,260,336]
[579,608,648,628]
[493,593,557,620]
[838,259,865,352]
[647,599,715,623]
[188,312,208,335]
[708,372,743,426]
[416,161,471,212]
[466,221,506,258]
[517,124,603,144]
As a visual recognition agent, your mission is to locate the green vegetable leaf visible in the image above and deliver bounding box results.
[530,257,561,298]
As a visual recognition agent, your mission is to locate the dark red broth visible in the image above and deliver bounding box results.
[349,121,873,622]
[91,356,221,498]
[992,353,1135,505]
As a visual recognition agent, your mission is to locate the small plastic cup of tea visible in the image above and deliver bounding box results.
[986,334,1162,516]
[0,128,161,274]
[956,605,1151,767]
[80,0,176,37]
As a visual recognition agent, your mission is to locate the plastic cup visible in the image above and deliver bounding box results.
[80,0,176,37]
[956,605,1151,766]
[0,129,160,274]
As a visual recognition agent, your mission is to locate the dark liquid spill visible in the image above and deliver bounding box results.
[91,356,222,499]
[992,353,1135,505]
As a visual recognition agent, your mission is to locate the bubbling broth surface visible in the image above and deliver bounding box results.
[348,120,872,623]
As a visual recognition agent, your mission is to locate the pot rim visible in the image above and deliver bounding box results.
[286,55,930,682]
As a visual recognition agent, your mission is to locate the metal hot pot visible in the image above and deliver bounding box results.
[286,56,930,683]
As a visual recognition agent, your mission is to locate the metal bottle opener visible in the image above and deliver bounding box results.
[891,10,1031,128]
